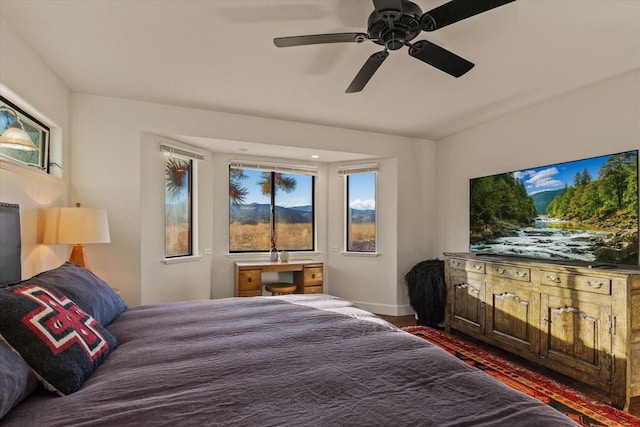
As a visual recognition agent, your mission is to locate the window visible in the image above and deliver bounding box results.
[340,165,377,253]
[229,162,316,253]
[163,145,202,258]
[0,96,49,170]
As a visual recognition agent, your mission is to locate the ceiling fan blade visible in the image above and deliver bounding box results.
[421,0,516,31]
[274,33,368,47]
[346,51,389,93]
[408,40,474,77]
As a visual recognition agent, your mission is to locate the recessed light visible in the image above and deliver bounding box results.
[311,155,320,159]
[238,148,248,152]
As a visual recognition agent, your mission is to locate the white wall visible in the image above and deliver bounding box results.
[71,93,436,312]
[435,69,640,255]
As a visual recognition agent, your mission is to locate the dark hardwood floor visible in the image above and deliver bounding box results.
[377,314,640,418]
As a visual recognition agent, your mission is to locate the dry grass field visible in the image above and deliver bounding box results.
[230,223,313,251]
[349,222,376,251]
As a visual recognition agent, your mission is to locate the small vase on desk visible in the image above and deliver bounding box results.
[279,250,289,263]
[269,249,278,262]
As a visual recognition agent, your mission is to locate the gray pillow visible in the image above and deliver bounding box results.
[0,340,38,420]
[32,262,127,325]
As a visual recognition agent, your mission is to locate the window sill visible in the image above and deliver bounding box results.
[340,251,380,257]
[162,255,203,264]
[226,251,321,260]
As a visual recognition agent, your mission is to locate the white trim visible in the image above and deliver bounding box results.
[337,163,378,175]
[340,251,380,257]
[161,255,203,264]
[0,157,66,184]
[351,301,415,317]
[230,160,318,176]
[160,144,204,160]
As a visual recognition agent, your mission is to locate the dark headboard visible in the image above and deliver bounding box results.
[0,203,21,286]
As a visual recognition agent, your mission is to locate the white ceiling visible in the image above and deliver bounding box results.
[2,0,640,156]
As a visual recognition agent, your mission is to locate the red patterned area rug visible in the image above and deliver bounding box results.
[403,326,640,427]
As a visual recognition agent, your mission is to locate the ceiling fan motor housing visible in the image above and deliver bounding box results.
[368,0,423,50]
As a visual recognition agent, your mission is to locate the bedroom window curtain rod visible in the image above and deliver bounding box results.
[337,163,378,175]
[160,144,204,160]
[230,160,318,176]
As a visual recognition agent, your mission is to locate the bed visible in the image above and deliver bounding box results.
[0,203,578,426]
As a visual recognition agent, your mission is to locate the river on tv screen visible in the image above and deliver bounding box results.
[469,151,639,266]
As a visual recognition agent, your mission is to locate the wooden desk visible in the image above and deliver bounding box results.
[234,260,323,297]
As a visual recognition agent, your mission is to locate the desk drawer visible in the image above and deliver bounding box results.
[238,269,261,291]
[302,285,323,294]
[303,266,323,286]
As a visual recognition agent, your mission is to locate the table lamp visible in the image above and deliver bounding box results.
[43,203,110,270]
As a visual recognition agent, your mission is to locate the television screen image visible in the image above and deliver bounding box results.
[469,150,639,266]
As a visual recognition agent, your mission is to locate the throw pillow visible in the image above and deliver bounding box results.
[0,283,117,395]
[32,262,127,325]
[0,340,38,420]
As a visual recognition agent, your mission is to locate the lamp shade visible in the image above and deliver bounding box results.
[43,207,111,245]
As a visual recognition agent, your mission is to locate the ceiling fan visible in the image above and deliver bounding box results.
[273,0,516,93]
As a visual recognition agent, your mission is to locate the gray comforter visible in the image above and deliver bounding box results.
[3,294,578,426]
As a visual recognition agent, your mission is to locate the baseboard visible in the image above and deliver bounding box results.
[352,301,415,317]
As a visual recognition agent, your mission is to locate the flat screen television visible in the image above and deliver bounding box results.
[469,150,639,267]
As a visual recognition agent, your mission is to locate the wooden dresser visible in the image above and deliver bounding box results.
[234,260,323,297]
[444,252,640,410]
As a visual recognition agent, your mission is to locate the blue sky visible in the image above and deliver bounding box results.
[239,169,376,210]
[512,152,633,195]
[348,173,376,210]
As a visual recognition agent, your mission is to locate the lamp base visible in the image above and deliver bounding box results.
[68,244,92,270]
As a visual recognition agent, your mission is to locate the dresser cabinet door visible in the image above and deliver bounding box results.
[450,275,485,336]
[540,293,612,386]
[486,283,538,354]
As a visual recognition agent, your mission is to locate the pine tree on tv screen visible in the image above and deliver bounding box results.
[469,150,639,266]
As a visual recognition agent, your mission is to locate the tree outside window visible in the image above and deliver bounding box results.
[165,156,192,257]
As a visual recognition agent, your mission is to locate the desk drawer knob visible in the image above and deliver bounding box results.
[311,273,316,279]
[247,277,252,283]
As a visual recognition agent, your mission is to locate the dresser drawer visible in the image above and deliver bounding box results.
[540,271,611,295]
[449,258,486,274]
[302,266,323,286]
[491,264,531,282]
[238,269,262,291]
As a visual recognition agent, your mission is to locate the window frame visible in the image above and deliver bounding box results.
[228,162,317,254]
[162,144,202,260]
[0,96,50,171]
[340,164,378,254]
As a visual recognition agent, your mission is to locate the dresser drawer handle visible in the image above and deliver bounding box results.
[587,280,604,289]
[496,267,506,274]
[473,264,483,271]
[452,260,461,267]
[516,271,528,278]
[546,275,561,283]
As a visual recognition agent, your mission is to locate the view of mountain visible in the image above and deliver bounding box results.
[230,203,375,224]
[230,203,312,224]
[350,209,375,223]
[530,189,565,214]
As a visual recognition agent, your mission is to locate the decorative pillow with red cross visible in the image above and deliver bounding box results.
[0,283,117,395]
